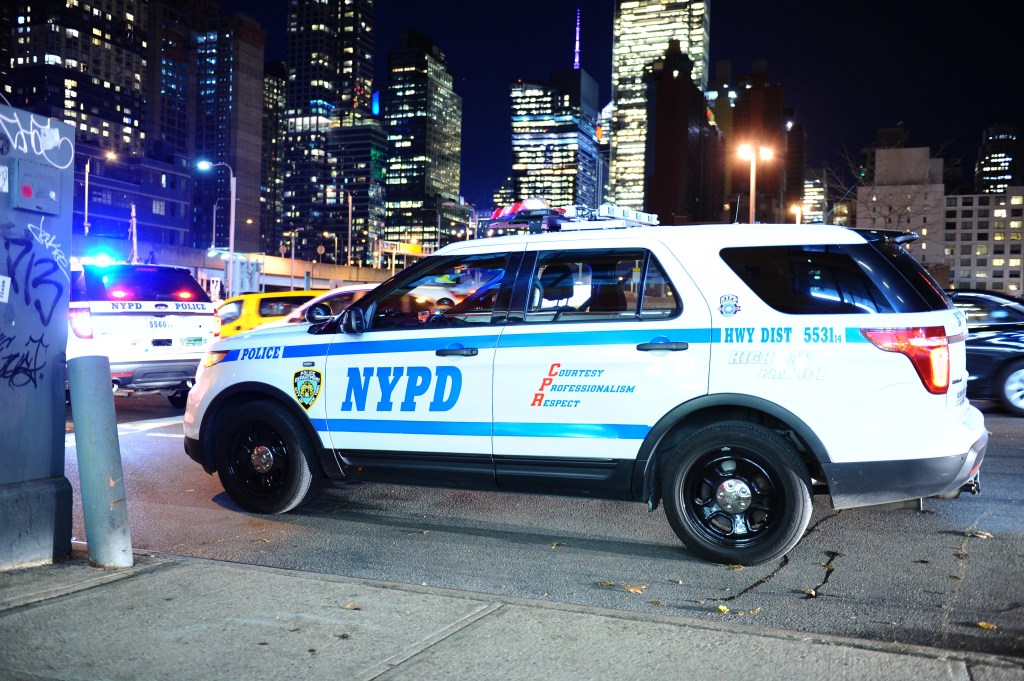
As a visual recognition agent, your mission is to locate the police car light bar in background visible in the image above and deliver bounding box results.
[557,203,660,230]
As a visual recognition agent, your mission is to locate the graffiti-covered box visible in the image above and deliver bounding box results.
[0,103,75,567]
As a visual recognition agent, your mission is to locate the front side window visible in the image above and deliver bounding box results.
[522,249,680,324]
[366,253,511,331]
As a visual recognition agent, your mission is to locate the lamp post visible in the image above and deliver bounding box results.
[737,143,773,224]
[83,150,116,236]
[344,190,354,266]
[197,160,236,298]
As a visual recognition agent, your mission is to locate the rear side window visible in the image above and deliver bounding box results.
[721,242,952,314]
[258,295,313,317]
[217,301,242,325]
[73,265,211,303]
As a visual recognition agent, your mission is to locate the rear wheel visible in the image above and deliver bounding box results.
[997,360,1024,417]
[215,400,322,514]
[662,421,812,565]
[167,390,188,409]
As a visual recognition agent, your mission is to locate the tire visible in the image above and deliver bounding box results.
[214,400,322,514]
[661,421,812,565]
[167,390,188,409]
[997,360,1024,417]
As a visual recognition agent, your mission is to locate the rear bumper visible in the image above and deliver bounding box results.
[109,359,200,391]
[823,428,987,510]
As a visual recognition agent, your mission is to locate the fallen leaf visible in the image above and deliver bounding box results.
[965,530,994,539]
[647,600,665,606]
[716,605,730,614]
[949,575,962,580]
[597,580,616,587]
[334,633,350,639]
[736,607,762,616]
[803,589,817,598]
[251,538,271,544]
[977,621,998,630]
[676,579,684,585]
[412,529,429,535]
[623,584,647,594]
[344,602,361,611]
[728,564,744,571]
[550,541,565,550]
[820,563,835,571]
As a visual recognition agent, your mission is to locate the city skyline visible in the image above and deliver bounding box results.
[229,0,1021,208]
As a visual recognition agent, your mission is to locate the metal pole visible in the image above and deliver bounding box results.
[227,171,236,298]
[83,158,91,235]
[68,356,133,568]
[347,190,353,266]
[211,200,219,249]
[129,203,138,264]
[290,234,296,290]
[748,156,757,224]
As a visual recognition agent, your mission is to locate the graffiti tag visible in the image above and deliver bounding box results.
[0,108,74,169]
[0,332,48,389]
[3,236,65,326]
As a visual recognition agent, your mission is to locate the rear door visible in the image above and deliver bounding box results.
[491,240,713,498]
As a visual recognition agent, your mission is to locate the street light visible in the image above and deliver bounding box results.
[197,160,236,298]
[737,143,773,224]
[83,150,117,236]
[790,204,802,224]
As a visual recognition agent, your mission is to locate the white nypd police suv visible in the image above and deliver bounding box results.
[183,208,987,565]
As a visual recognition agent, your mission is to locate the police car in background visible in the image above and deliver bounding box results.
[68,261,215,408]
[183,206,987,565]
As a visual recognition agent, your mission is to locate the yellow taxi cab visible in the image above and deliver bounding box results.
[214,291,323,338]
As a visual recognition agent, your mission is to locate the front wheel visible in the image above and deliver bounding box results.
[997,360,1024,417]
[215,400,322,514]
[661,421,812,565]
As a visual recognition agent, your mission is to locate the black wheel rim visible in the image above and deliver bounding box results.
[681,449,786,549]
[226,421,292,502]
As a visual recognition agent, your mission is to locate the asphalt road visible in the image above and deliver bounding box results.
[65,395,1024,659]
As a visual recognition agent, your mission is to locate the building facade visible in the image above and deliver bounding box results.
[381,30,462,254]
[944,188,1024,294]
[280,0,376,262]
[510,68,600,211]
[975,125,1023,194]
[642,40,723,224]
[609,0,709,210]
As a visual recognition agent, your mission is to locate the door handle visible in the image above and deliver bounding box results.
[636,341,689,351]
[436,347,479,357]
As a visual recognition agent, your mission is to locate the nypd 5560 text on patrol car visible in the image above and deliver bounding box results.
[183,205,986,565]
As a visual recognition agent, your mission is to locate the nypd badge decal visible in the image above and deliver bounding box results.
[293,369,322,410]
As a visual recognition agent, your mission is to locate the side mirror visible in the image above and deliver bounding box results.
[304,302,333,324]
[342,307,366,334]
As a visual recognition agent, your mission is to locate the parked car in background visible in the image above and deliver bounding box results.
[215,291,322,338]
[947,289,1024,416]
[255,283,379,330]
[67,261,215,408]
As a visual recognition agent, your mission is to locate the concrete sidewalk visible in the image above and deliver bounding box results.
[1,549,1022,681]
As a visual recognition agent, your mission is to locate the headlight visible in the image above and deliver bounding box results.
[202,350,229,368]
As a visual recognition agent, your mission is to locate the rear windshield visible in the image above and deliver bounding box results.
[72,265,211,303]
[720,241,952,314]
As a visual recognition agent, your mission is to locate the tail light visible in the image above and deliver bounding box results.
[68,308,94,339]
[861,326,950,394]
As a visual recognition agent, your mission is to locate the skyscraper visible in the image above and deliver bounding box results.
[382,30,462,253]
[509,11,600,211]
[609,0,709,210]
[280,0,377,262]
[194,12,266,253]
[976,125,1023,194]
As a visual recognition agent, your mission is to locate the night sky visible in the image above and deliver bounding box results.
[226,0,1021,208]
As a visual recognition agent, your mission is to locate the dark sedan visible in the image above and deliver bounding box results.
[947,289,1024,416]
